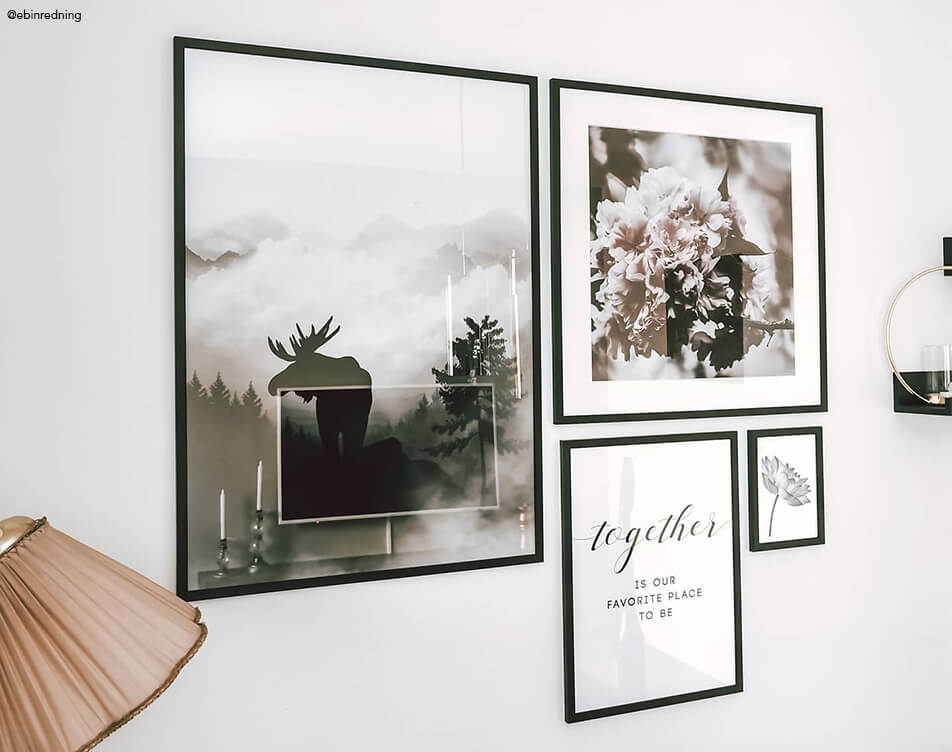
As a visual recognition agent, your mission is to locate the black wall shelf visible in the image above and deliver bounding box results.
[893,371,952,415]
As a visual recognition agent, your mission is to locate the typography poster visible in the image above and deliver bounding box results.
[560,433,742,721]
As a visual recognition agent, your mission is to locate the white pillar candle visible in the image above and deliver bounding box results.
[219,488,225,540]
[256,461,263,512]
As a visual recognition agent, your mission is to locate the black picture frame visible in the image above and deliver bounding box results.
[560,431,743,723]
[747,426,825,552]
[174,37,543,601]
[550,78,828,424]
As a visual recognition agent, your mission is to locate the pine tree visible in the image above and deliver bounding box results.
[241,381,264,420]
[411,394,431,438]
[430,315,518,494]
[187,371,208,403]
[208,372,231,410]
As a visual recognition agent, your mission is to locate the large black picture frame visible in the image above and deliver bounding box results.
[550,78,828,424]
[174,37,543,601]
[560,431,743,723]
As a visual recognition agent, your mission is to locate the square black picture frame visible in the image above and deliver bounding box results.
[174,37,543,601]
[560,431,743,723]
[550,78,828,424]
[747,426,825,551]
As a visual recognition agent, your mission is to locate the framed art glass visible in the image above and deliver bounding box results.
[560,432,742,722]
[747,426,824,551]
[175,38,541,600]
[550,79,827,422]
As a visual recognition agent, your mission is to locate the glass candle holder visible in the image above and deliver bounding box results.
[247,509,268,574]
[922,344,952,403]
[213,538,230,578]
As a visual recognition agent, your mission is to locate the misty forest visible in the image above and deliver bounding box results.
[185,310,526,568]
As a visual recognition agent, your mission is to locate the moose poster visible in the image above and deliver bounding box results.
[560,433,742,722]
[174,38,541,599]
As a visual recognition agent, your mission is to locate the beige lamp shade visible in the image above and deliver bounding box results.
[0,517,207,751]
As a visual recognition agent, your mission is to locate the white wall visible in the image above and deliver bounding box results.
[2,1,951,749]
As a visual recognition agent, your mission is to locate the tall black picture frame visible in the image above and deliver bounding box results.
[174,37,543,601]
[561,432,743,722]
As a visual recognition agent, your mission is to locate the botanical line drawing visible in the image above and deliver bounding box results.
[760,456,811,537]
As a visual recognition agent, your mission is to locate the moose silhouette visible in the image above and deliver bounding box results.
[267,318,372,462]
[268,317,470,520]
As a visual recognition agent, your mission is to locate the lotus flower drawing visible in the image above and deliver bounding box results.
[761,456,812,537]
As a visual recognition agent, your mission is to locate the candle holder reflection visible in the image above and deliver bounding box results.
[214,538,230,578]
[519,503,530,552]
[247,509,268,574]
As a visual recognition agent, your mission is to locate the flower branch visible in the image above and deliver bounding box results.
[744,317,794,345]
[744,318,794,333]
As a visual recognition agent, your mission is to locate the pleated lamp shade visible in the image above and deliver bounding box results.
[0,517,207,752]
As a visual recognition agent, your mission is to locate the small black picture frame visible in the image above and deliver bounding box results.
[747,427,825,551]
[550,78,828,424]
[561,431,743,722]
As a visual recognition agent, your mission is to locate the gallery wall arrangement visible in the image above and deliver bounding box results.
[174,37,543,600]
[172,35,830,726]
[24,3,952,746]
[544,78,828,721]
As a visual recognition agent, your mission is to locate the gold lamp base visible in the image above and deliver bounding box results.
[0,516,38,557]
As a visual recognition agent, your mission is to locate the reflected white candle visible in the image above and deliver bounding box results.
[446,274,454,376]
[256,460,263,512]
[511,249,522,399]
[219,488,225,540]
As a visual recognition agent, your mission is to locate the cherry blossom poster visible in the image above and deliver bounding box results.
[560,433,742,722]
[551,80,826,422]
